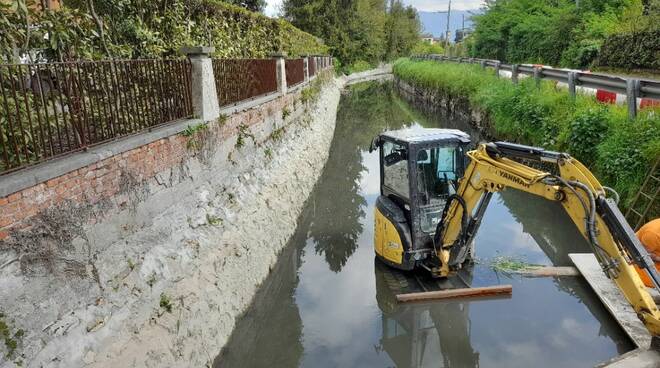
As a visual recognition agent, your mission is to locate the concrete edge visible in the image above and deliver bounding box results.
[0,82,315,198]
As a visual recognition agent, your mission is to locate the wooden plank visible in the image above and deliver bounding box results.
[596,348,660,368]
[569,253,652,349]
[396,285,512,303]
[515,266,580,277]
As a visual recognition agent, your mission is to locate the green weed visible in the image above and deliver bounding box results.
[159,293,173,313]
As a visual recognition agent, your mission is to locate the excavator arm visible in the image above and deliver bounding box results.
[433,142,660,336]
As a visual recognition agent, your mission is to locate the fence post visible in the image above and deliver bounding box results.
[511,64,519,84]
[271,52,287,96]
[480,60,487,69]
[181,46,219,122]
[568,72,577,100]
[303,56,310,82]
[627,79,639,119]
[494,62,501,78]
[533,67,541,88]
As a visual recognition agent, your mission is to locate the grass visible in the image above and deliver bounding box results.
[393,58,660,215]
[488,255,544,275]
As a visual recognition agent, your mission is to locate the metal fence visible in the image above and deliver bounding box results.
[0,59,192,174]
[0,55,334,175]
[285,59,305,87]
[413,54,660,119]
[212,59,278,107]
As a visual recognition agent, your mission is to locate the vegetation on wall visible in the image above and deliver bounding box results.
[0,0,326,62]
[393,58,660,215]
[282,0,420,73]
[468,0,659,70]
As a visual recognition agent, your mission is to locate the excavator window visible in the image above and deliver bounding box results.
[382,141,410,201]
[416,147,459,202]
[414,145,466,234]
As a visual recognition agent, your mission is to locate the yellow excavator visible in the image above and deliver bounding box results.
[369,127,660,337]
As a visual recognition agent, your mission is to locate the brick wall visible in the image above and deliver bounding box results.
[0,91,296,243]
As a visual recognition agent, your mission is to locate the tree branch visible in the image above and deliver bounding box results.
[86,0,111,58]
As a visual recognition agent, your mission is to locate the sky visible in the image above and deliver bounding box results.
[264,0,484,17]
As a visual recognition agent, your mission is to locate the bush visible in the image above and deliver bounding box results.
[411,41,444,55]
[1,0,328,61]
[393,58,660,214]
[598,29,660,70]
[344,60,373,75]
[567,107,611,166]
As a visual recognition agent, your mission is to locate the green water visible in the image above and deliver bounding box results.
[213,82,633,368]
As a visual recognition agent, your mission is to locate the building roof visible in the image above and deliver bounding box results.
[381,127,471,144]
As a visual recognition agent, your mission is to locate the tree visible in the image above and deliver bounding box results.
[283,0,419,68]
[468,0,647,68]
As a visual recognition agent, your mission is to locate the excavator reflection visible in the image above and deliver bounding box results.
[375,261,480,368]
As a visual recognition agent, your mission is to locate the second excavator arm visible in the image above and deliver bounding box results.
[432,141,660,336]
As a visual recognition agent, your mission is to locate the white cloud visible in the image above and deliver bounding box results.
[264,0,282,17]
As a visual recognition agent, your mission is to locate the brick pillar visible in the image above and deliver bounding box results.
[303,56,310,82]
[271,53,287,95]
[181,46,220,122]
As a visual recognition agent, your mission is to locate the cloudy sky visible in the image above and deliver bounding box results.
[265,0,484,17]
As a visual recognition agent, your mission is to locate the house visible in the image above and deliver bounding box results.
[421,33,435,44]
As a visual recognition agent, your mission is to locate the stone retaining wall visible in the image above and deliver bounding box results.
[0,73,340,368]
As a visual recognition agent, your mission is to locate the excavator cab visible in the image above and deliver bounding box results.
[370,128,471,271]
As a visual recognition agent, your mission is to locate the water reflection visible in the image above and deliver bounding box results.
[214,81,633,368]
[376,261,480,368]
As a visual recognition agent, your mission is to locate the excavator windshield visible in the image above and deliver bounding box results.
[414,144,466,234]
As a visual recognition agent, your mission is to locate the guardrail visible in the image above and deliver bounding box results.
[412,54,660,119]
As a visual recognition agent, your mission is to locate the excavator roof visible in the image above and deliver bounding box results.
[380,127,471,145]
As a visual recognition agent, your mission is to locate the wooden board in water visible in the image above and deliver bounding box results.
[396,284,512,303]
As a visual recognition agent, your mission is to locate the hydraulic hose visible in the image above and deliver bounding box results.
[433,194,469,257]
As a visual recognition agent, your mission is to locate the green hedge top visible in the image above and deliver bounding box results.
[0,0,328,62]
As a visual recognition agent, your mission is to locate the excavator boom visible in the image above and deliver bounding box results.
[434,142,660,336]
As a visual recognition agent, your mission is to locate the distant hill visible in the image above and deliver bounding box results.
[418,10,478,42]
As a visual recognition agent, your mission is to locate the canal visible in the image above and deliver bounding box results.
[213,81,633,368]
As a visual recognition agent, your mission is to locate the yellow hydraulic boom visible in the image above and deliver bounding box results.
[433,142,660,336]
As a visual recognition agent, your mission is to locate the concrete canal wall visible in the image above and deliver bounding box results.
[0,71,340,367]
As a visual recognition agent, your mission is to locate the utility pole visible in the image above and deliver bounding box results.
[435,1,452,56]
[445,0,452,52]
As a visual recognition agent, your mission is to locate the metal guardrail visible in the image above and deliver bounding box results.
[412,54,660,119]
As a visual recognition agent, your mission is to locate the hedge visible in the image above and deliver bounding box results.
[0,0,328,62]
[393,58,660,216]
[598,30,660,70]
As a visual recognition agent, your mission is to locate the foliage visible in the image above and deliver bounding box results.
[468,0,658,69]
[411,41,444,56]
[1,0,326,62]
[344,60,372,75]
[598,29,660,70]
[282,0,419,66]
[393,58,660,212]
